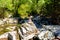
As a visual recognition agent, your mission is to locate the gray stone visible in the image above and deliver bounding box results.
[38,30,54,40]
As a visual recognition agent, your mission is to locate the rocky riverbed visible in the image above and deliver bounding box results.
[0,17,60,40]
[18,18,60,40]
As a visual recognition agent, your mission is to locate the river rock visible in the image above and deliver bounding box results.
[38,30,54,40]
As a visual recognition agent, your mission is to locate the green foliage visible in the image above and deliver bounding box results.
[18,0,32,19]
[0,0,14,10]
[18,3,31,18]
[0,0,53,18]
[37,0,46,14]
[42,0,54,16]
[0,0,14,18]
[0,0,7,7]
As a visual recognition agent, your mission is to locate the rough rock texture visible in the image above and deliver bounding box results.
[0,18,19,40]
[0,31,17,40]
[0,18,18,25]
[38,30,54,40]
[18,20,39,40]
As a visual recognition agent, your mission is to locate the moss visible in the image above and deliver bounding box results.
[0,24,17,35]
[0,29,10,35]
